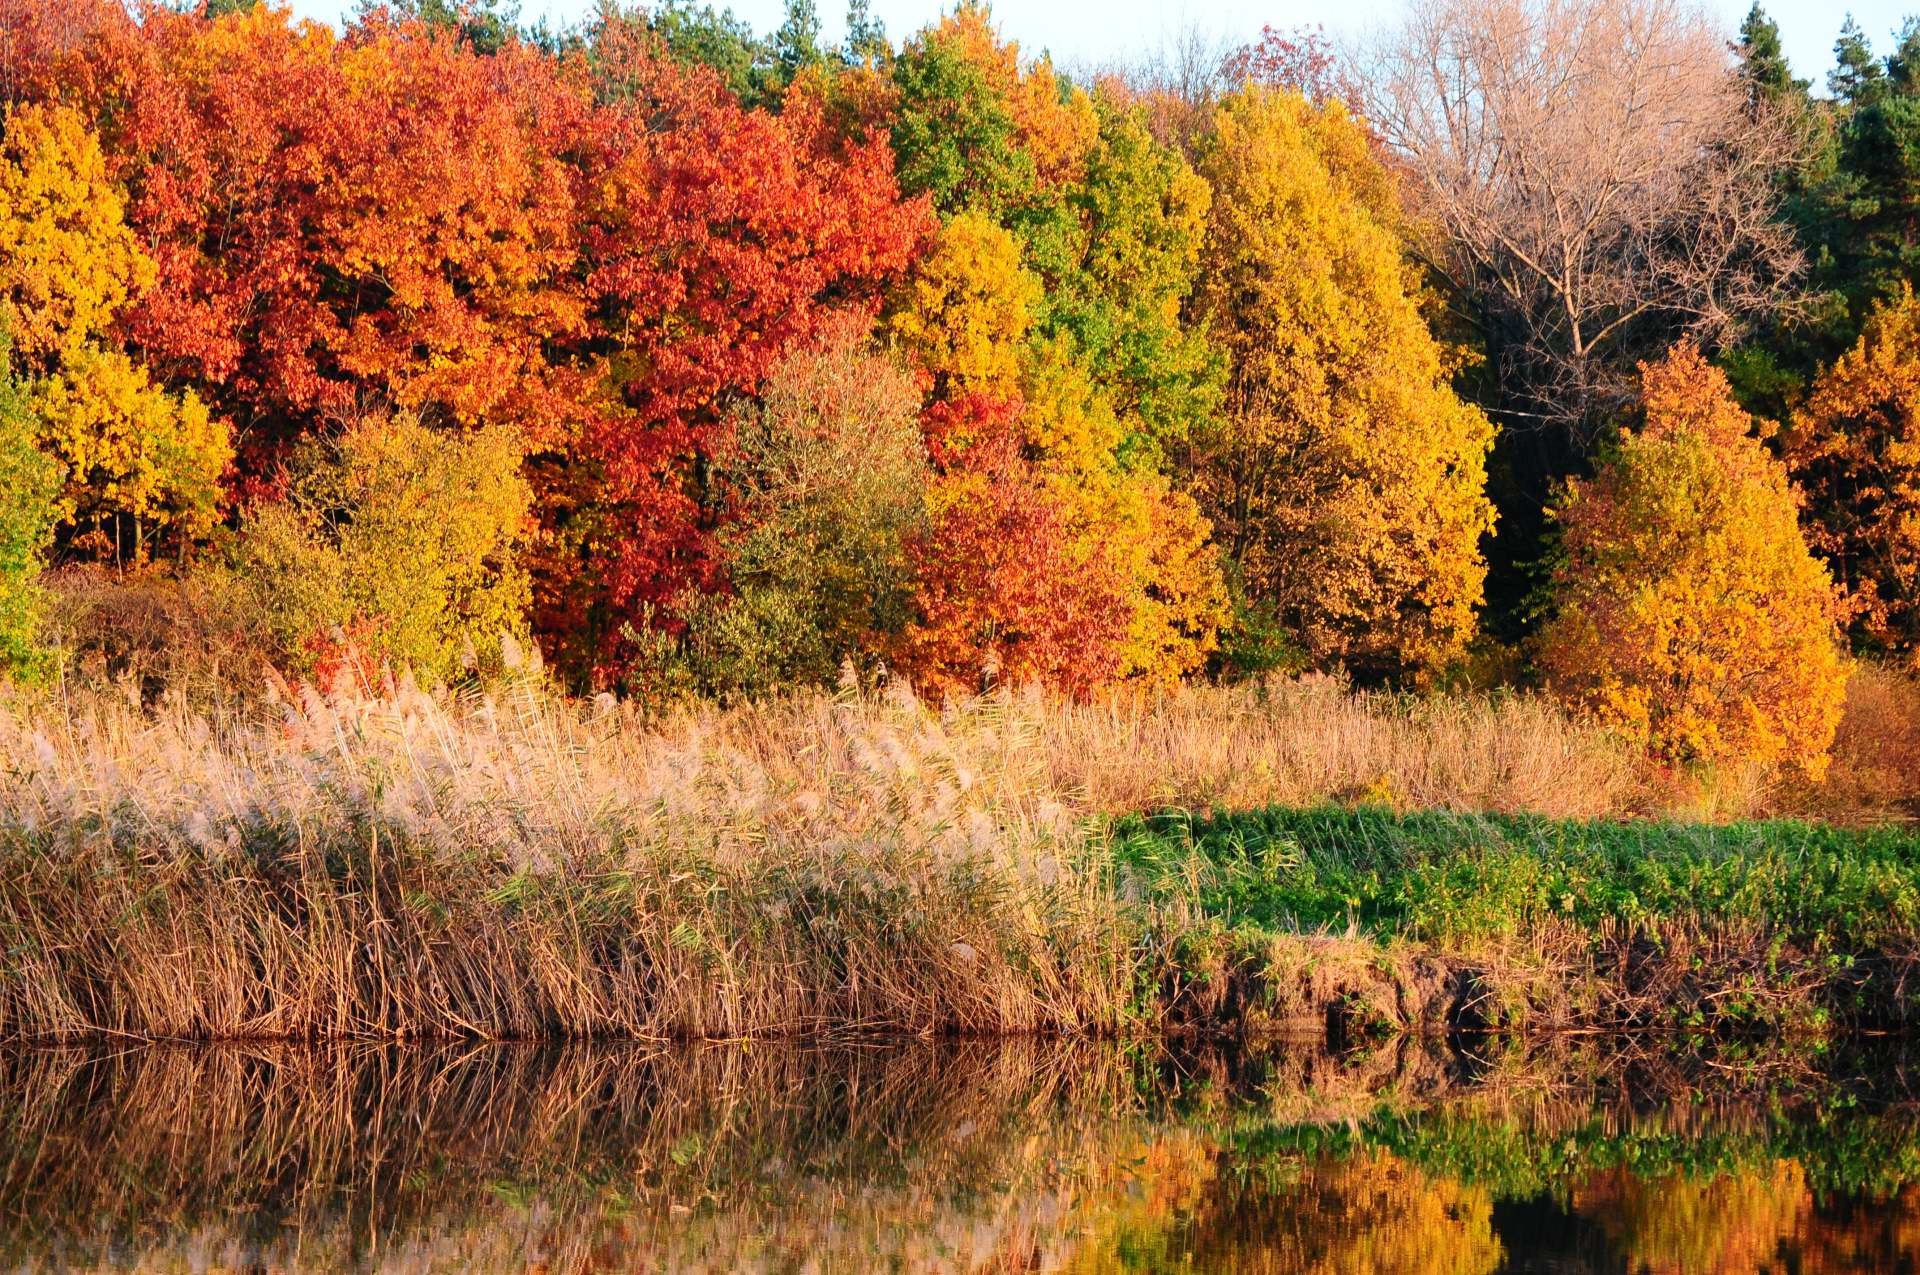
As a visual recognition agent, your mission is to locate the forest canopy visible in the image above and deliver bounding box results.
[0,0,1909,780]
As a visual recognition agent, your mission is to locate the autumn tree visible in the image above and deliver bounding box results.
[0,102,153,368]
[31,346,228,562]
[1784,286,1920,665]
[0,96,229,564]
[1539,343,1848,775]
[47,4,585,471]
[882,10,1227,690]
[893,405,1132,697]
[1189,86,1496,678]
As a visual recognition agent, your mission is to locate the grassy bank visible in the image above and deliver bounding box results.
[1123,807,1920,1036]
[0,675,1914,1040]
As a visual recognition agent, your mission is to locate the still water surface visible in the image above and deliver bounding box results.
[3,1037,1920,1272]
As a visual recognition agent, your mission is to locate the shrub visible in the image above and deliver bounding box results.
[0,354,56,680]
[657,326,929,700]
[232,415,532,683]
[1539,343,1850,777]
[892,419,1132,698]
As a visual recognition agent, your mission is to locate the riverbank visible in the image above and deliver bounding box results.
[0,677,1914,1040]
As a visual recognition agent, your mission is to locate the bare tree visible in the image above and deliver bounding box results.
[1077,20,1238,151]
[1360,0,1806,434]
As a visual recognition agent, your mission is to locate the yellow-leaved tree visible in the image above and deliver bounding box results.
[1784,285,1920,667]
[31,347,228,561]
[1539,342,1849,776]
[1189,87,1496,678]
[0,103,155,368]
[0,101,230,565]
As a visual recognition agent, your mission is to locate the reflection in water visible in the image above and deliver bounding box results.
[3,1038,1920,1272]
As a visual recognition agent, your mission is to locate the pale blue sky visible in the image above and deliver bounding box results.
[286,0,1912,94]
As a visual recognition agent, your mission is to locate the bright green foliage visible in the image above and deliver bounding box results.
[0,352,57,680]
[666,327,928,700]
[1116,804,1920,951]
[889,16,1034,218]
[1047,102,1222,463]
[233,416,532,682]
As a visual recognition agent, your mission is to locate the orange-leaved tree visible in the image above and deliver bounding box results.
[1539,342,1849,776]
[1784,285,1920,667]
[893,397,1131,697]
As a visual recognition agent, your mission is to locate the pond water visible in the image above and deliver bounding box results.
[3,1036,1920,1272]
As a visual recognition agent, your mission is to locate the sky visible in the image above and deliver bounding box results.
[287,0,1913,93]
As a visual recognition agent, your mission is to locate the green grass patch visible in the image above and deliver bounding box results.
[1114,806,1920,951]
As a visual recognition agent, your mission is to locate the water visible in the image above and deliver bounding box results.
[2,1037,1919,1272]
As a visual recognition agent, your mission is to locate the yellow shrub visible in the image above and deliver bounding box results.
[233,415,532,682]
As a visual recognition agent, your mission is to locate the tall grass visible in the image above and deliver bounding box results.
[0,679,1134,1039]
[0,663,1911,1040]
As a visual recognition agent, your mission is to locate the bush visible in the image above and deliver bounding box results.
[0,354,56,680]
[1539,343,1850,777]
[652,326,929,700]
[232,415,532,683]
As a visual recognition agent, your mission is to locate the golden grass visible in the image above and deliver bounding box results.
[0,658,1911,1041]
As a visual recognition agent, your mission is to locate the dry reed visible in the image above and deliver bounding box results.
[0,662,1910,1041]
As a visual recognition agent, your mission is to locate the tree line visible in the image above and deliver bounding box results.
[0,0,1911,778]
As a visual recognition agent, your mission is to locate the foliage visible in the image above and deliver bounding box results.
[232,415,532,682]
[0,102,154,369]
[657,324,928,700]
[61,5,583,461]
[1117,802,1920,953]
[886,210,1036,397]
[1190,87,1496,678]
[893,419,1130,698]
[1540,344,1849,776]
[29,345,229,561]
[1784,286,1920,666]
[0,354,56,680]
